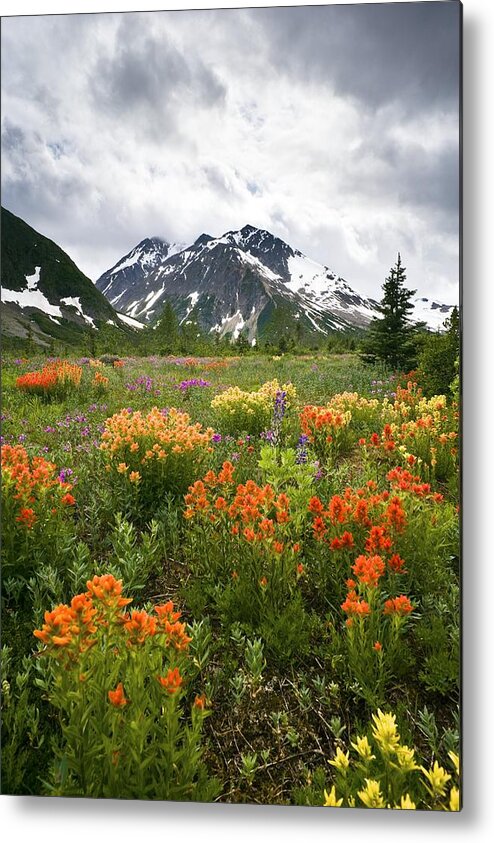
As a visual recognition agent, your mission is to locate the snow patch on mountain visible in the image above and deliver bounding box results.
[285,254,337,297]
[239,249,281,282]
[412,297,455,330]
[2,267,65,318]
[116,311,145,330]
[59,296,96,327]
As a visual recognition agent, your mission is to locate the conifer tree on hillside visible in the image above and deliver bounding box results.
[361,254,417,371]
[154,300,180,353]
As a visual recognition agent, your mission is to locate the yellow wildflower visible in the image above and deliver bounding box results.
[328,747,350,773]
[395,745,420,772]
[449,786,460,811]
[371,709,400,754]
[394,794,416,810]
[358,779,385,809]
[421,761,452,798]
[350,735,375,762]
[323,786,343,807]
[448,751,460,777]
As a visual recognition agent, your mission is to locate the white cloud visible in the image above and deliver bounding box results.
[1,6,459,304]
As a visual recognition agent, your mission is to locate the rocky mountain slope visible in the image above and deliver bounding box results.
[96,225,380,343]
[1,208,143,346]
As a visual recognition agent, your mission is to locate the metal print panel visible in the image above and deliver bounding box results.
[1,1,461,811]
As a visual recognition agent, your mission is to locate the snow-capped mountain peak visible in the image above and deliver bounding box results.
[95,224,454,342]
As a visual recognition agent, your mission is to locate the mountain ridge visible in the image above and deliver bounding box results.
[96,224,382,343]
[1,207,143,346]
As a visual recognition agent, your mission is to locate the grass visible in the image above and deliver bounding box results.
[1,351,460,805]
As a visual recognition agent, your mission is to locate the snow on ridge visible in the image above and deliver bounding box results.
[165,242,187,260]
[139,285,166,314]
[285,254,339,298]
[412,297,455,330]
[108,238,185,279]
[117,311,145,330]
[2,280,62,319]
[179,290,201,325]
[26,266,41,290]
[60,296,96,327]
[110,250,141,276]
[60,295,83,312]
[239,249,281,282]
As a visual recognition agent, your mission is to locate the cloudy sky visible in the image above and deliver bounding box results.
[1,2,460,302]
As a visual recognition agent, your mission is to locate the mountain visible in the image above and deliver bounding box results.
[1,207,144,346]
[96,225,379,343]
[412,296,456,330]
[96,237,186,313]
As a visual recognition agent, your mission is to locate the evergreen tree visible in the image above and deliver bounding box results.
[235,332,250,354]
[361,254,417,371]
[154,300,180,354]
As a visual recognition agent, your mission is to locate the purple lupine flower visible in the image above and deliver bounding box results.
[260,429,276,444]
[296,434,309,464]
[313,461,323,481]
[274,390,287,426]
[212,433,222,443]
[18,434,27,443]
[177,378,211,391]
[58,468,74,484]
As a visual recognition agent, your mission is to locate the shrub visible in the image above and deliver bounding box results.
[16,360,82,400]
[318,709,460,811]
[211,379,296,437]
[99,406,214,518]
[184,460,305,627]
[1,444,77,576]
[299,405,352,464]
[33,575,218,800]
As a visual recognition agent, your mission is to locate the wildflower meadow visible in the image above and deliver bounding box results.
[1,352,460,809]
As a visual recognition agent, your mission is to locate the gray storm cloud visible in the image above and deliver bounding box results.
[1,3,460,303]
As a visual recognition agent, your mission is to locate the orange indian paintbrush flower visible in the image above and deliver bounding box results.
[108,682,128,707]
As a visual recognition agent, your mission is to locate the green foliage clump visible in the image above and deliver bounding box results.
[417,307,460,396]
